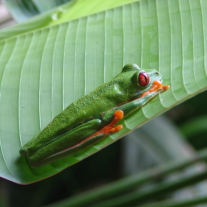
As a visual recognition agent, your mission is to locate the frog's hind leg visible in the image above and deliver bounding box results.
[30,110,124,167]
[58,110,124,155]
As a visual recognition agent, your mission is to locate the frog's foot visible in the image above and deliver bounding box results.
[86,110,124,141]
[140,80,170,97]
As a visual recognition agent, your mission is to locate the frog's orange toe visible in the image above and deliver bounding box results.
[114,110,124,120]
[140,80,170,97]
[162,85,170,91]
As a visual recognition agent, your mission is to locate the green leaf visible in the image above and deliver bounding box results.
[0,0,207,184]
[4,0,74,22]
[4,0,39,22]
[180,116,207,137]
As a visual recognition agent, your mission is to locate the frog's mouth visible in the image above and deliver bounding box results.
[139,80,170,98]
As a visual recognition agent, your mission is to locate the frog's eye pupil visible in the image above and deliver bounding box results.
[138,72,150,86]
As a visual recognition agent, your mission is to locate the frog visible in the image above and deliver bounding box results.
[20,64,170,168]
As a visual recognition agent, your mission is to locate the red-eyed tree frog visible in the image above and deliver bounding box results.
[20,64,170,168]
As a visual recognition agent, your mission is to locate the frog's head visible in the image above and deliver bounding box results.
[120,64,169,99]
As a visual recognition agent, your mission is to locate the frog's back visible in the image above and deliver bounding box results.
[29,68,135,146]
[34,83,119,143]
[55,79,126,128]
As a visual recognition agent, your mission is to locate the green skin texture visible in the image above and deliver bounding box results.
[20,64,165,168]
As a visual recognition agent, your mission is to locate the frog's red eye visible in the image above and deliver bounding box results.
[138,72,150,86]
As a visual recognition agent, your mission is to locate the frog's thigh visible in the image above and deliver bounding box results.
[48,118,103,151]
[55,118,108,153]
[28,119,103,167]
[56,110,124,156]
[31,111,124,167]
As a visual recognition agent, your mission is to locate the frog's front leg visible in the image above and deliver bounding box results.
[87,110,123,140]
[25,110,124,168]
